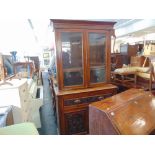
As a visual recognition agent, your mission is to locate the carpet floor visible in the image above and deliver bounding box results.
[38,71,58,135]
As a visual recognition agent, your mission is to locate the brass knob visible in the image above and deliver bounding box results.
[74,99,81,104]
[98,96,103,100]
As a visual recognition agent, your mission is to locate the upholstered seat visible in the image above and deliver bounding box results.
[112,65,152,90]
[114,66,150,74]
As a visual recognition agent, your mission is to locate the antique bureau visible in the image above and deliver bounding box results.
[89,88,155,135]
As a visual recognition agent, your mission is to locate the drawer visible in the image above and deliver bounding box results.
[64,98,87,106]
[64,93,113,106]
[87,95,105,103]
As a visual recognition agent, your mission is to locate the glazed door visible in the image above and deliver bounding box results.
[87,31,108,86]
[57,30,86,90]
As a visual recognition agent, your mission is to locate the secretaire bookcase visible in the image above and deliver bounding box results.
[50,19,117,134]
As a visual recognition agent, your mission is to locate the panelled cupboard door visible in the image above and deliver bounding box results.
[64,109,88,135]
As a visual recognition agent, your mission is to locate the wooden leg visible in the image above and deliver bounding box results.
[134,74,137,88]
[149,73,152,91]
[134,74,137,84]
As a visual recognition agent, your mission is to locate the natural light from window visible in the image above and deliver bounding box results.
[0,19,53,61]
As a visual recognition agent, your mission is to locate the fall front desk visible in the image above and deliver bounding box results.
[89,88,155,135]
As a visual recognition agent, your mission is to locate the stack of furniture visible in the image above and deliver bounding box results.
[13,62,34,78]
[27,79,43,128]
[111,53,124,71]
[50,19,118,134]
[120,43,138,65]
[144,42,155,55]
[0,78,43,128]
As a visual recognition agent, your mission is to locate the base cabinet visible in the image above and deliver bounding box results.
[54,84,117,135]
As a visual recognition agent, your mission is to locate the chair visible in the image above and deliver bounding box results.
[135,61,155,91]
[111,56,151,89]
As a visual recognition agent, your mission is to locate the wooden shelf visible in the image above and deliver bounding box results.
[63,67,83,72]
[90,65,105,69]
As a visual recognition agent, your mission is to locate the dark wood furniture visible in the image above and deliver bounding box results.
[111,53,125,71]
[89,88,155,135]
[120,43,138,56]
[29,56,40,73]
[0,55,14,80]
[51,19,117,134]
[6,107,14,126]
[120,44,138,65]
[54,84,117,134]
[130,56,149,67]
[13,62,34,78]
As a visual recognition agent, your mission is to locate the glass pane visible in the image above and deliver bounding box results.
[61,32,83,86]
[89,32,106,83]
[90,68,105,83]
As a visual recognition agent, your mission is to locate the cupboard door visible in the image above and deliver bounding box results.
[60,32,84,87]
[88,32,106,84]
[64,109,88,134]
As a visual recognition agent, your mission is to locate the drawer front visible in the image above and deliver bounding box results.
[64,97,87,106]
[64,93,114,106]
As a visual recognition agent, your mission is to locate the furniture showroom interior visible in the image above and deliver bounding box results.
[1,19,155,135]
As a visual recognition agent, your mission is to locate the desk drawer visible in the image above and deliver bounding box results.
[64,94,113,106]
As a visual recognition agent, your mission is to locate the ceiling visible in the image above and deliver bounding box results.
[97,19,155,38]
[15,19,155,47]
[6,19,155,43]
[94,19,135,28]
[114,19,155,38]
[1,19,155,56]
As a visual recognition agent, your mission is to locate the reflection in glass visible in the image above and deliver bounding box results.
[61,32,83,86]
[64,71,83,86]
[89,33,106,83]
[90,68,105,83]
